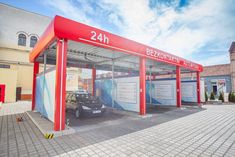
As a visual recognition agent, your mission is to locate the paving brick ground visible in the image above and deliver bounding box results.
[0,101,235,157]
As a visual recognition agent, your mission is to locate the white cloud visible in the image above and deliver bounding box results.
[42,0,235,66]
[42,0,100,28]
[99,0,235,62]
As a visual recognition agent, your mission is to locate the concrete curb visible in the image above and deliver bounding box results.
[26,111,75,138]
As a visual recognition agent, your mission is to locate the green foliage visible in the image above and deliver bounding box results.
[228,92,232,102]
[210,92,215,100]
[218,92,224,102]
[205,92,208,102]
[231,92,235,102]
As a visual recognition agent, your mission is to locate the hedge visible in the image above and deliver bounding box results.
[210,92,215,100]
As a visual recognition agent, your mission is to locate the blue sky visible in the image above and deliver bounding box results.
[1,0,235,66]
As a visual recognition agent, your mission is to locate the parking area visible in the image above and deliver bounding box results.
[66,108,127,132]
[1,102,235,156]
[66,104,202,133]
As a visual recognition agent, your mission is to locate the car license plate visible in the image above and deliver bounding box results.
[92,110,101,114]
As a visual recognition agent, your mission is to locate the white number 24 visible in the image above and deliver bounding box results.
[90,31,109,44]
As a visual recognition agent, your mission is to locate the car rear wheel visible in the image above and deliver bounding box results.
[75,108,80,119]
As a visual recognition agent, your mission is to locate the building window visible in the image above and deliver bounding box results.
[18,34,26,46]
[0,64,10,69]
[30,36,38,47]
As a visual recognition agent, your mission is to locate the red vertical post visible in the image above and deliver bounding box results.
[139,57,146,115]
[92,67,96,96]
[176,66,181,107]
[32,62,39,110]
[54,38,67,131]
[0,84,6,103]
[196,71,201,105]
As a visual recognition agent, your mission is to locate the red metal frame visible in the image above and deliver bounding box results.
[176,66,181,107]
[139,57,146,115]
[54,38,67,131]
[196,71,201,105]
[32,62,39,110]
[92,67,96,96]
[29,16,203,72]
[0,84,5,103]
[29,20,56,62]
[28,15,204,131]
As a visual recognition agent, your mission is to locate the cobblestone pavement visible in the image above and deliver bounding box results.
[0,102,235,157]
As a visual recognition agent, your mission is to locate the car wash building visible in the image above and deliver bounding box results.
[29,15,203,131]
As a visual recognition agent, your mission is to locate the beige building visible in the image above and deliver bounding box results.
[0,3,90,103]
[0,3,51,102]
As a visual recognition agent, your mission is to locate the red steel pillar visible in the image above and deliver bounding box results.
[92,67,96,96]
[54,38,67,131]
[32,62,39,110]
[139,57,146,115]
[176,66,181,107]
[0,84,6,103]
[196,71,201,105]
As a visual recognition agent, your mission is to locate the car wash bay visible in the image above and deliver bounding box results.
[29,15,203,132]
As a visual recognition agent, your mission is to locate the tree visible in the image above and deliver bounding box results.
[218,92,224,102]
[205,92,208,102]
[231,92,235,102]
[228,92,232,102]
[210,92,215,100]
